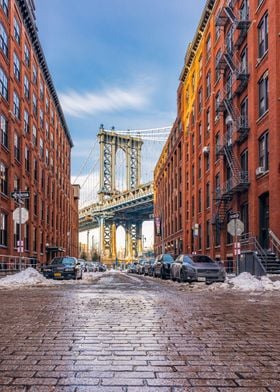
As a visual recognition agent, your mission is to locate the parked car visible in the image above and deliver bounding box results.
[136,259,146,274]
[128,262,138,274]
[153,254,174,279]
[78,259,87,272]
[84,262,95,272]
[170,254,226,284]
[143,258,155,276]
[42,256,83,280]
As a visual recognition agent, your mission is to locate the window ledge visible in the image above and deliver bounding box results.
[256,51,268,68]
[256,110,269,124]
[256,169,269,179]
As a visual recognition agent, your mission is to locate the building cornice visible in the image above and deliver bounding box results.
[179,0,216,82]
[16,0,74,148]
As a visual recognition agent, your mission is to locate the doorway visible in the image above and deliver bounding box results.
[259,192,269,249]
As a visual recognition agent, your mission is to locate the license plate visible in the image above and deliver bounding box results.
[198,277,206,282]
[54,272,61,277]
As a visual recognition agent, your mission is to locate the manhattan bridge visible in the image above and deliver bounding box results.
[76,125,171,263]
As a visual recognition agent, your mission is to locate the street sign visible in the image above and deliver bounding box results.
[11,191,30,199]
[227,218,244,236]
[193,223,199,237]
[17,247,24,253]
[234,242,241,255]
[13,207,29,224]
[17,240,23,247]
[229,211,240,220]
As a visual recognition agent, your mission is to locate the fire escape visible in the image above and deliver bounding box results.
[214,0,251,227]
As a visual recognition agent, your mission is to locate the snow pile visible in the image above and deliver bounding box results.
[218,272,280,292]
[0,267,54,287]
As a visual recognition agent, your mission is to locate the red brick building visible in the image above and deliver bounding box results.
[154,0,280,269]
[0,0,79,263]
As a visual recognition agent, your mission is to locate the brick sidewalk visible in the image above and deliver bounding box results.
[0,272,280,391]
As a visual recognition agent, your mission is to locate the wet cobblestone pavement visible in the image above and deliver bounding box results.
[0,271,280,391]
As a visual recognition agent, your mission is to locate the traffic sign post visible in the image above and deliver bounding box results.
[12,191,30,270]
[227,218,244,276]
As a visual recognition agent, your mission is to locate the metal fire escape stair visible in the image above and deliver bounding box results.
[216,4,251,48]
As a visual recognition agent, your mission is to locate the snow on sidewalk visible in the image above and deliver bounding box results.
[0,267,56,287]
[212,272,280,292]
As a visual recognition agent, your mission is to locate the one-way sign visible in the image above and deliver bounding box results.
[11,191,30,199]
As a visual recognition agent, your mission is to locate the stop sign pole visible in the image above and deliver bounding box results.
[11,191,30,269]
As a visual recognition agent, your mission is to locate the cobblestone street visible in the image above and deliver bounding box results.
[0,271,280,391]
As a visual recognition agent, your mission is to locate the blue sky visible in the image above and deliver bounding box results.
[36,0,206,179]
[35,0,206,249]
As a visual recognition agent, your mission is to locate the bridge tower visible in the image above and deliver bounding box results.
[97,125,144,263]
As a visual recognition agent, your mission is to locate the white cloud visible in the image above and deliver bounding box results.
[59,85,152,118]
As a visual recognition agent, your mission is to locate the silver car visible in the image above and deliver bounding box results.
[171,254,225,284]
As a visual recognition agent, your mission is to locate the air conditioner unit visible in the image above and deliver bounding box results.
[256,166,265,176]
[202,146,210,154]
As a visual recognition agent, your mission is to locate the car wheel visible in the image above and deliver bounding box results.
[179,269,185,283]
[153,270,156,278]
[160,268,166,280]
[171,271,176,281]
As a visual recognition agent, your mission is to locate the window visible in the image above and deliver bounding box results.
[206,220,210,248]
[13,91,20,119]
[25,146,30,172]
[215,92,220,116]
[226,73,232,99]
[13,52,20,80]
[0,212,8,247]
[240,46,248,73]
[14,17,20,44]
[240,97,248,128]
[24,75,30,99]
[258,72,269,117]
[258,13,268,58]
[241,202,249,234]
[198,156,202,179]
[198,123,202,145]
[45,149,49,165]
[34,158,38,181]
[240,0,249,20]
[39,138,43,158]
[39,81,44,100]
[32,65,37,84]
[225,27,233,54]
[0,0,8,16]
[39,109,44,128]
[0,162,8,194]
[14,175,19,191]
[46,97,49,112]
[215,24,220,41]
[206,35,211,60]
[34,194,38,216]
[198,88,202,112]
[0,23,8,56]
[198,189,202,212]
[32,125,37,146]
[0,67,8,100]
[206,109,210,134]
[205,146,210,171]
[241,149,248,173]
[215,173,220,198]
[14,132,20,161]
[24,110,29,133]
[32,94,37,116]
[24,44,30,66]
[206,72,211,98]
[199,55,202,78]
[259,131,269,171]
[0,114,8,148]
[215,50,222,81]
[206,182,210,208]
